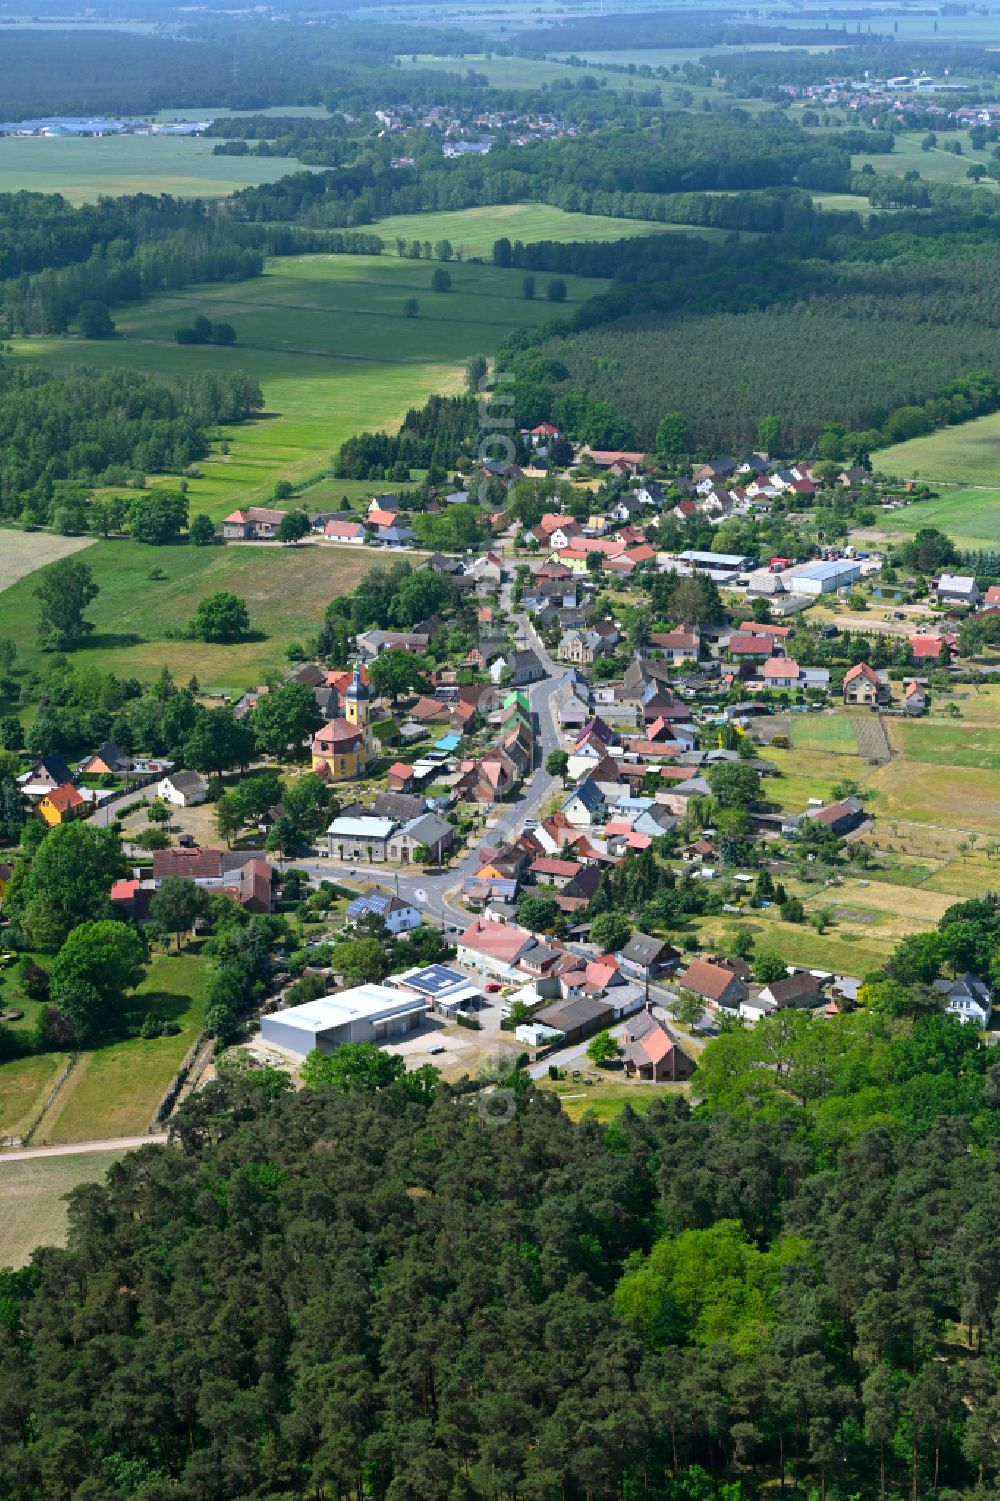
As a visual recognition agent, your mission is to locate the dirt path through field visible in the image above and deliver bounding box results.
[0,530,96,594]
[0,1133,167,1163]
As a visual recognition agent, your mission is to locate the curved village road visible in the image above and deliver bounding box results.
[290,605,571,928]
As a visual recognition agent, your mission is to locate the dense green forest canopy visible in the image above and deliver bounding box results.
[547,284,1000,451]
[0,365,263,524]
[0,24,482,119]
[5,1004,1000,1500]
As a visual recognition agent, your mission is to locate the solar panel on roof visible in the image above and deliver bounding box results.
[403,963,467,996]
[347,892,392,918]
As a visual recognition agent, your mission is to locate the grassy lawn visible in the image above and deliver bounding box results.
[761,747,868,811]
[933,684,1000,721]
[879,410,1000,488]
[0,1149,128,1268]
[537,1074,672,1122]
[920,853,1000,896]
[810,191,882,218]
[789,712,862,754]
[686,910,903,978]
[0,536,381,695]
[36,949,211,1145]
[0,133,315,203]
[11,252,606,521]
[886,719,1000,773]
[0,951,64,1040]
[0,1053,70,1140]
[815,876,956,925]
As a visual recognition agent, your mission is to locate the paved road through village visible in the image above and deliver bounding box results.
[291,588,571,927]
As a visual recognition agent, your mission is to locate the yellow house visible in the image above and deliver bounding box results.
[310,667,371,781]
[38,782,87,826]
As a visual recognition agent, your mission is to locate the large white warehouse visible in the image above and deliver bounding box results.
[785,559,862,595]
[260,984,428,1057]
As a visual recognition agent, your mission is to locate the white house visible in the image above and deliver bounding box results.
[934,973,993,1026]
[560,779,606,828]
[326,814,397,862]
[936,574,981,607]
[156,771,208,807]
[345,887,423,934]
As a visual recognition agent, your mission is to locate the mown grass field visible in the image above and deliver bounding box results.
[685,910,892,978]
[887,718,1000,773]
[0,1149,129,1268]
[767,723,1000,836]
[761,746,865,811]
[36,950,211,1145]
[371,203,685,258]
[12,251,606,522]
[789,712,862,754]
[0,530,95,593]
[0,537,381,693]
[0,133,315,203]
[866,485,1000,548]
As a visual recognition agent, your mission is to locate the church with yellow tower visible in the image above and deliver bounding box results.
[310,664,371,781]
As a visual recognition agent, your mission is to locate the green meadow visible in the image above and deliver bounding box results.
[853,131,999,190]
[0,537,382,694]
[879,410,1000,490]
[371,203,680,258]
[399,53,614,89]
[35,951,211,1145]
[868,487,1000,551]
[11,250,607,521]
[0,133,315,203]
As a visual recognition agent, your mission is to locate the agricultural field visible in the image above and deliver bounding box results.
[34,950,210,1146]
[0,133,315,203]
[0,531,95,594]
[0,1149,128,1269]
[0,536,382,694]
[371,203,679,258]
[753,695,1000,945]
[11,251,606,522]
